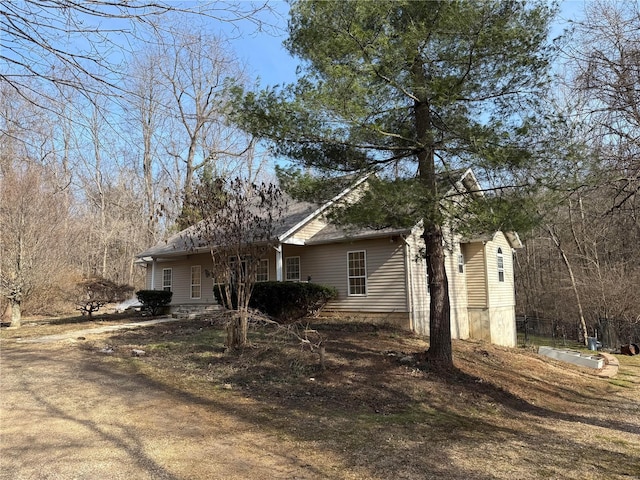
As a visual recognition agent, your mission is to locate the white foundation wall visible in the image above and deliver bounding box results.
[488,305,517,347]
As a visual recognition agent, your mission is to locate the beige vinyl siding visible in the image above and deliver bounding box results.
[340,182,367,205]
[406,229,429,334]
[445,230,469,339]
[463,242,487,308]
[150,253,215,305]
[288,238,407,313]
[292,217,327,241]
[486,232,515,308]
[145,267,152,289]
[465,232,517,347]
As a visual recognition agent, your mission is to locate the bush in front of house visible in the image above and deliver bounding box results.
[249,281,338,323]
[136,290,173,316]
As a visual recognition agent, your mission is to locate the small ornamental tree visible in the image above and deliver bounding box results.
[75,277,133,318]
[185,176,286,349]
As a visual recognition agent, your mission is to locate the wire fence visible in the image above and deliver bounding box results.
[516,315,640,350]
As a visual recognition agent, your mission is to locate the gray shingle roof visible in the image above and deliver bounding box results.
[136,197,319,259]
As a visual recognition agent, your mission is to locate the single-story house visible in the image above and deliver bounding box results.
[135,169,522,347]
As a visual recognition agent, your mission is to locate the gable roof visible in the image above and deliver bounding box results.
[136,196,320,259]
[136,168,520,259]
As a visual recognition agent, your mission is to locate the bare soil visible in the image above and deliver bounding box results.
[1,313,639,480]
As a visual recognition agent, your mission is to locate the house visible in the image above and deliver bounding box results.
[135,169,522,347]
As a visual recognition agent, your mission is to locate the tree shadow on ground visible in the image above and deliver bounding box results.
[5,320,639,479]
[420,356,640,437]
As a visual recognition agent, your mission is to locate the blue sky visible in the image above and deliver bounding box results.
[220,1,296,87]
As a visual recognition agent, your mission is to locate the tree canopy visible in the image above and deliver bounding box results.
[234,0,561,366]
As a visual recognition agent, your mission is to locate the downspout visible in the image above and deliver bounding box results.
[400,235,415,331]
[483,242,490,311]
[483,241,491,343]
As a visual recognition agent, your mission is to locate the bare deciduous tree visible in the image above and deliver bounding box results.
[186,177,285,348]
[153,25,257,228]
[516,0,640,347]
[516,186,640,347]
[566,0,640,211]
[0,163,69,327]
[1,1,273,109]
[125,53,168,245]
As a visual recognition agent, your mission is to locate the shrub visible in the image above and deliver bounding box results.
[136,290,173,316]
[249,282,338,323]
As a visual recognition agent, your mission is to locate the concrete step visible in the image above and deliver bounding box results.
[171,304,221,319]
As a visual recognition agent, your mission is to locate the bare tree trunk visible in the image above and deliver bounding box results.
[9,299,21,328]
[226,310,248,349]
[10,213,25,328]
[1,303,11,324]
[547,224,589,345]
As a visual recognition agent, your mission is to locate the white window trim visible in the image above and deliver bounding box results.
[191,265,201,299]
[162,268,172,292]
[497,247,505,282]
[257,258,269,282]
[285,256,301,281]
[458,253,464,274]
[347,250,367,296]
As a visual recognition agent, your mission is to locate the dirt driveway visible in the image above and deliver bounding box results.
[3,317,640,480]
[1,340,325,480]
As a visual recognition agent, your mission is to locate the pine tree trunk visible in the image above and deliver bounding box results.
[424,223,453,366]
[412,55,454,369]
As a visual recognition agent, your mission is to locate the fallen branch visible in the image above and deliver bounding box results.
[247,309,328,370]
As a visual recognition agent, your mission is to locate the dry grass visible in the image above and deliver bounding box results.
[2,313,639,479]
[87,315,640,478]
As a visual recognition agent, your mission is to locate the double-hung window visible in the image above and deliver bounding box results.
[348,250,367,296]
[162,268,172,291]
[191,265,201,299]
[285,257,300,281]
[256,259,269,282]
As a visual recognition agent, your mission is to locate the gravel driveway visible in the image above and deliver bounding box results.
[0,339,321,480]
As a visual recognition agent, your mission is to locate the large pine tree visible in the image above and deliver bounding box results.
[234,0,559,367]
